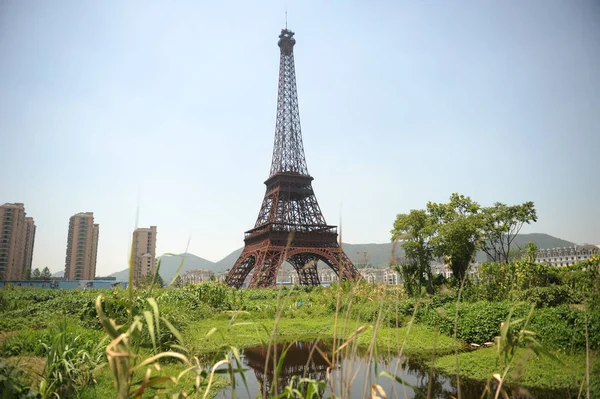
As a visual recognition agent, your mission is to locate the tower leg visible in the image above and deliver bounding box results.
[288,254,320,286]
[248,250,285,288]
[226,251,257,288]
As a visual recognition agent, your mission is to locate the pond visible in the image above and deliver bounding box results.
[210,341,573,398]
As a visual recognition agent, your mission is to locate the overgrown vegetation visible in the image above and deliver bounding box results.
[0,255,598,398]
[0,193,597,397]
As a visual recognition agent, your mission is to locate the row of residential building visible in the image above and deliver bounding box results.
[535,245,599,267]
[1,203,158,282]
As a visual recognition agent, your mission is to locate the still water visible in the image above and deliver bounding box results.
[209,341,573,399]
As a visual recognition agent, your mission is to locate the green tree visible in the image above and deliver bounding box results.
[391,209,435,295]
[172,275,183,288]
[524,242,538,263]
[428,193,482,282]
[480,202,537,263]
[23,268,32,280]
[139,273,164,288]
[41,267,52,280]
[31,268,41,279]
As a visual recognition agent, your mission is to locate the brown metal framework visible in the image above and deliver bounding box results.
[226,29,358,288]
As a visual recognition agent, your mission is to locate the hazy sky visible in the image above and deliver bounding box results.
[1,1,599,275]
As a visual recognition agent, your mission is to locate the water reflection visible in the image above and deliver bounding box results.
[243,341,330,396]
[214,341,575,398]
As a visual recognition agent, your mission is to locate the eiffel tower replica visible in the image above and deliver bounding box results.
[226,28,359,288]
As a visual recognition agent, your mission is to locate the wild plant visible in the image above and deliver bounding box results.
[94,294,247,399]
[490,305,560,399]
[0,359,41,399]
[39,321,106,398]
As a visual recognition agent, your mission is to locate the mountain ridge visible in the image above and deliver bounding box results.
[107,233,578,282]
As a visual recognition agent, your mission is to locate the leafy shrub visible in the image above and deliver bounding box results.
[529,305,600,351]
[417,301,530,344]
[513,285,583,307]
[417,299,600,350]
[430,289,457,308]
[39,321,106,398]
[0,359,41,399]
[0,323,103,357]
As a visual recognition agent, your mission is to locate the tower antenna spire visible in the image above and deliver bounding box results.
[285,6,287,29]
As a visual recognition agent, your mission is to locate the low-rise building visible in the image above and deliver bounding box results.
[181,268,213,285]
[536,245,599,267]
[359,267,400,284]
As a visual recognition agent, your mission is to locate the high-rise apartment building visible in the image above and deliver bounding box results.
[64,212,99,280]
[0,203,35,280]
[23,217,36,277]
[132,226,157,282]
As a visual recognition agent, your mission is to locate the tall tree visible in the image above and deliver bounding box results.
[172,275,183,288]
[428,193,482,282]
[31,268,41,279]
[40,267,52,280]
[391,209,435,294]
[480,202,537,263]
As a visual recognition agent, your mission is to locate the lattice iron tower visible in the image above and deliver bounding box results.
[226,29,359,288]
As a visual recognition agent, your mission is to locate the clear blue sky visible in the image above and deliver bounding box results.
[1,1,598,275]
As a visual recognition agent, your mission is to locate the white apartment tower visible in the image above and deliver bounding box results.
[132,226,157,282]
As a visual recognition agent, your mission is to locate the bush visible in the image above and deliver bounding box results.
[513,285,583,307]
[417,299,600,350]
[418,301,531,344]
[40,321,106,398]
[529,305,600,351]
[0,323,104,357]
[0,359,41,399]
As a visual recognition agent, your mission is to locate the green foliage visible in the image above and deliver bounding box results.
[427,193,482,281]
[559,255,600,303]
[138,273,164,288]
[0,359,41,399]
[1,270,599,397]
[475,255,599,305]
[480,201,537,263]
[475,260,562,301]
[391,209,435,295]
[417,299,599,351]
[391,194,540,284]
[418,301,526,344]
[31,268,41,279]
[40,267,52,280]
[513,285,582,308]
[591,358,600,399]
[39,321,106,398]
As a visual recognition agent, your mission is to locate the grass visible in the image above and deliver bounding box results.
[79,363,228,399]
[1,279,597,397]
[434,346,592,390]
[183,314,458,356]
[3,356,46,387]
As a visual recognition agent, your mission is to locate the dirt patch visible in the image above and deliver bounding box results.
[4,356,46,387]
[0,331,17,345]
